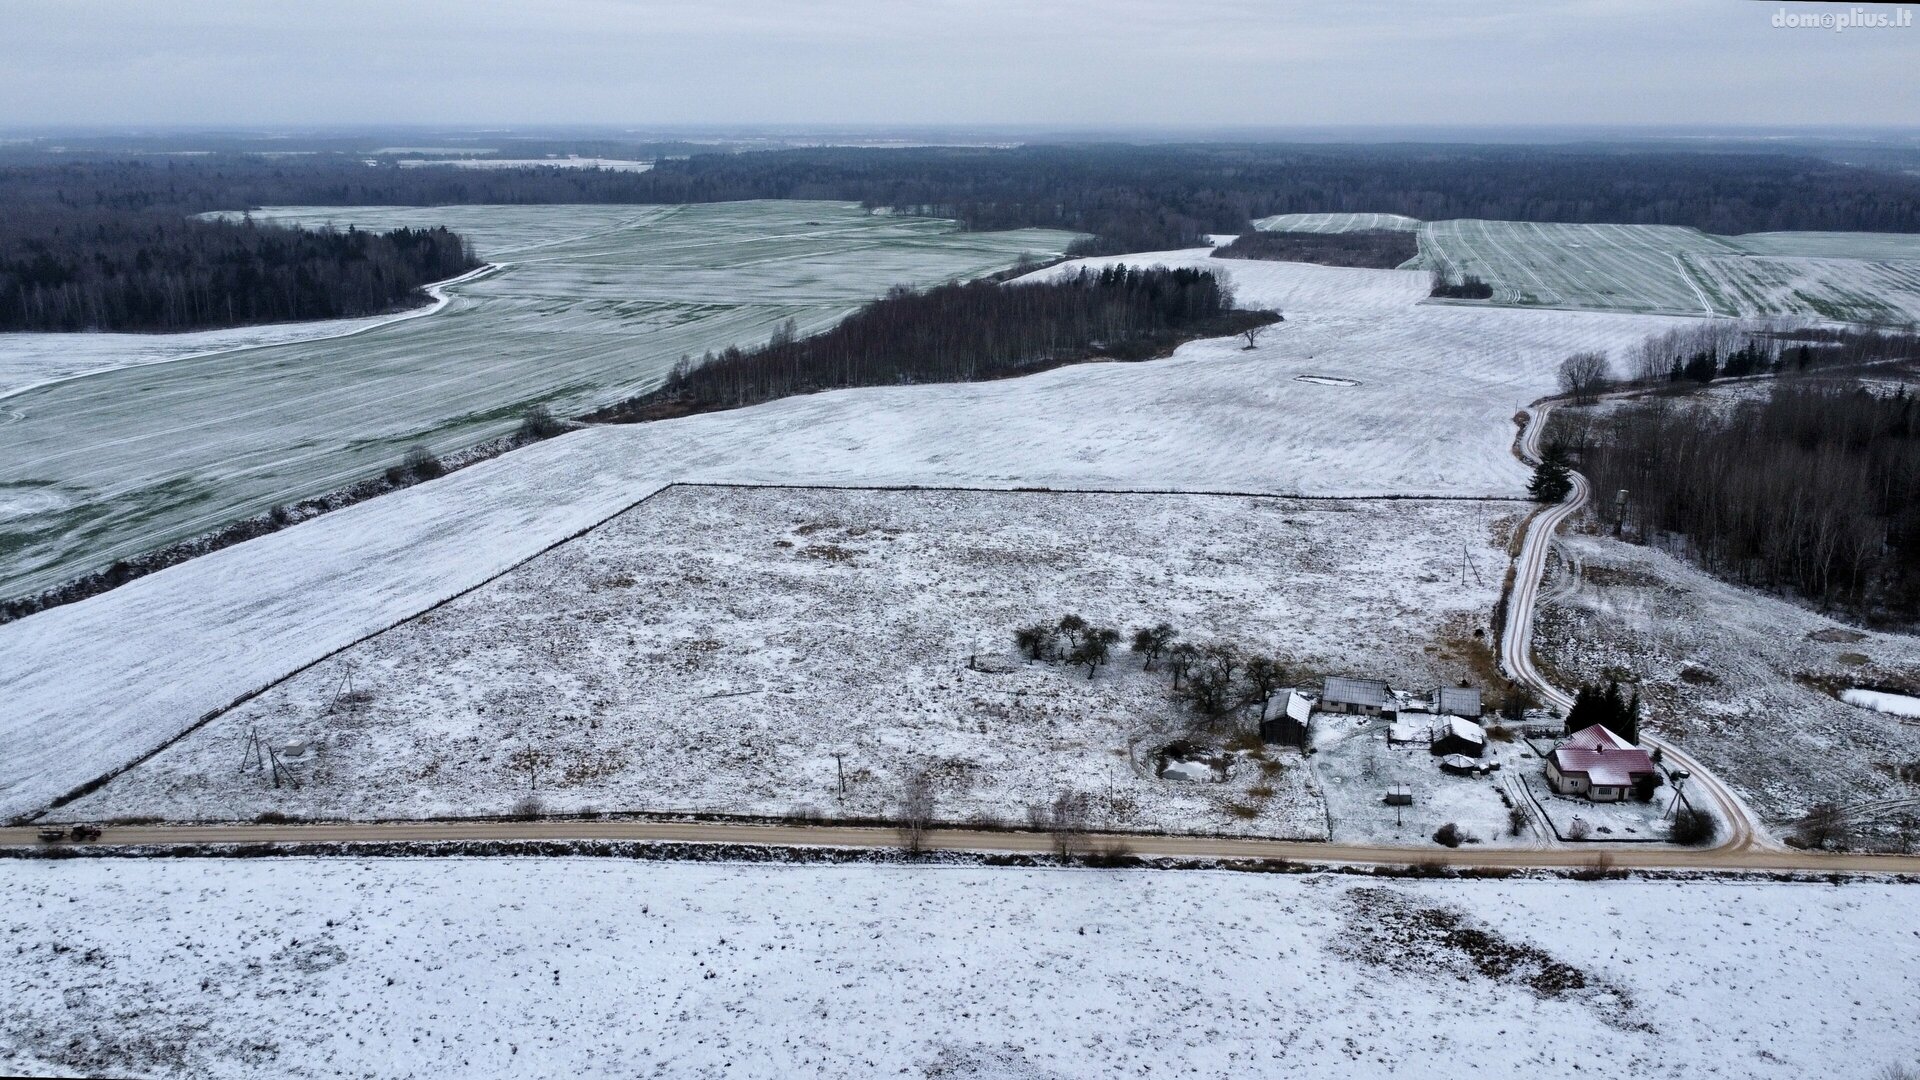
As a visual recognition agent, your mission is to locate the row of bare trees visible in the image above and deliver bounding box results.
[1557,324,1920,407]
[1558,381,1920,621]
[1016,616,1302,725]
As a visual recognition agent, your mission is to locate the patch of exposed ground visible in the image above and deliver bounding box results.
[1335,886,1645,1031]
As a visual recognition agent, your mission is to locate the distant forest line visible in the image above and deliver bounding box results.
[11,142,1920,249]
[5,143,1919,330]
[591,264,1271,421]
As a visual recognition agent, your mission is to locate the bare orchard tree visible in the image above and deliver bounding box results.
[897,767,937,854]
[1795,801,1850,850]
[1069,626,1121,680]
[1241,323,1268,350]
[1557,351,1612,405]
[1241,654,1292,706]
[1177,643,1243,724]
[1014,622,1054,662]
[1130,622,1178,671]
[1164,642,1199,689]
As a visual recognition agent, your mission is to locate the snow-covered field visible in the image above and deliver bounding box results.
[1249,212,1920,321]
[0,263,486,398]
[0,252,1688,823]
[395,157,654,170]
[0,201,1076,597]
[1413,219,1920,320]
[56,487,1521,833]
[3,857,1916,1079]
[1534,530,1920,842]
[1250,211,1423,233]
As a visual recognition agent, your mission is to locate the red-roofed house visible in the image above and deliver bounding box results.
[1545,724,1659,802]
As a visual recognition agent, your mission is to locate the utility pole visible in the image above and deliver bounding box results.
[832,753,846,801]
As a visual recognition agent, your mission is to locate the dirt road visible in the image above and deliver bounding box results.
[4,818,1915,874]
[1504,401,1765,853]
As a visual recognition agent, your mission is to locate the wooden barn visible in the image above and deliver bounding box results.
[1260,689,1313,747]
[1428,715,1487,758]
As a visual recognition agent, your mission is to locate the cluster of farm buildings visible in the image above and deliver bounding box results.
[1259,675,1659,803]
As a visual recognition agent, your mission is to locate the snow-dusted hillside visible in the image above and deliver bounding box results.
[1535,530,1920,838]
[55,487,1516,831]
[3,858,1916,1079]
[0,252,1692,822]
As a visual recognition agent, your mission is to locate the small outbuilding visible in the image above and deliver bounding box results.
[1546,724,1658,802]
[1260,689,1314,747]
[1438,753,1482,775]
[1428,715,1487,758]
[1322,676,1394,717]
[1433,685,1482,718]
[1385,784,1413,806]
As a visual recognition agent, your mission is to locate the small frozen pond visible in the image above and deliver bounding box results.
[1842,688,1920,719]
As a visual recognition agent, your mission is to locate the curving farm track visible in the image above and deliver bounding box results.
[1503,402,1766,853]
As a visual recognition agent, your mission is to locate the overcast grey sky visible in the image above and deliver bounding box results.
[3,0,1915,129]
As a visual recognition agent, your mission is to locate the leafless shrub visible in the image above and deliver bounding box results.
[1669,805,1718,846]
[898,767,936,854]
[1508,805,1529,837]
[1028,789,1093,858]
[1795,801,1850,849]
[403,444,444,480]
[516,404,567,441]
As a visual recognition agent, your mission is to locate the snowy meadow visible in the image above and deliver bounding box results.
[55,486,1519,834]
[2,857,1915,1079]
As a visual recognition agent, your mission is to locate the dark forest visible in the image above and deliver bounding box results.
[1560,373,1920,624]
[1211,229,1418,268]
[9,142,1920,254]
[0,211,476,332]
[592,265,1269,420]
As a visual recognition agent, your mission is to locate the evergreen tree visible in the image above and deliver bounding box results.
[1529,454,1574,504]
[1565,684,1604,733]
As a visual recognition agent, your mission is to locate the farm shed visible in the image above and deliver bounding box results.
[1322,676,1393,716]
[1428,716,1486,758]
[1385,785,1413,806]
[1260,689,1314,747]
[1433,685,1482,718]
[1546,724,1658,802]
[1438,754,1482,775]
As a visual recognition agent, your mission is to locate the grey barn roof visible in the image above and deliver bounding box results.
[1435,686,1482,716]
[1323,676,1391,708]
